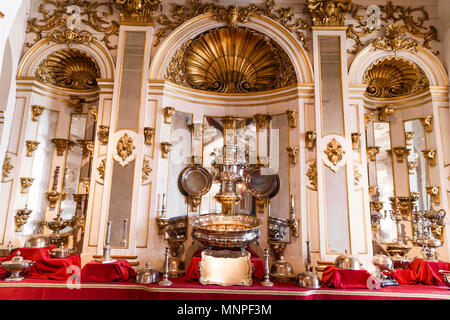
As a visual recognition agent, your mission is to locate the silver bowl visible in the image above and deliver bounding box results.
[296,271,321,289]
[135,262,160,284]
[372,254,394,271]
[335,253,362,270]
[191,214,261,248]
[1,252,34,281]
[24,236,50,248]
[49,246,73,259]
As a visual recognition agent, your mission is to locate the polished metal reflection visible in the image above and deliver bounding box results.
[296,241,321,289]
[1,251,34,281]
[335,251,362,270]
[135,262,160,284]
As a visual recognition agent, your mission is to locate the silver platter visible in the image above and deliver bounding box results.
[191,214,261,248]
[178,165,212,197]
[245,167,280,199]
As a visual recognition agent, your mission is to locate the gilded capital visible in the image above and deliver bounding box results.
[31,105,44,122]
[25,140,40,157]
[161,142,172,159]
[52,138,74,156]
[114,0,161,24]
[286,110,297,128]
[286,146,299,165]
[351,132,361,150]
[98,125,110,144]
[163,107,175,124]
[144,127,155,146]
[420,116,433,132]
[422,149,437,166]
[305,0,352,27]
[393,147,409,163]
[366,146,380,162]
[20,177,34,194]
[305,131,317,150]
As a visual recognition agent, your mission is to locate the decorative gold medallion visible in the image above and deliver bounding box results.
[372,24,419,53]
[116,134,135,162]
[324,139,345,166]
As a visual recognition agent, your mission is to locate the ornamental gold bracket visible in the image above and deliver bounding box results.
[405,132,414,146]
[370,201,384,213]
[25,141,40,157]
[78,140,95,158]
[351,133,361,151]
[68,96,84,113]
[305,0,352,27]
[188,195,201,212]
[20,178,34,194]
[46,191,61,209]
[88,106,98,122]
[114,0,161,24]
[286,146,298,165]
[426,186,440,204]
[286,110,297,128]
[378,105,394,121]
[98,125,110,144]
[163,107,175,124]
[422,149,437,166]
[161,142,172,159]
[368,186,379,199]
[408,160,418,174]
[31,105,44,122]
[305,131,316,150]
[156,216,169,236]
[223,116,236,130]
[15,207,32,233]
[72,193,88,210]
[420,116,433,132]
[254,114,271,130]
[366,146,380,162]
[144,127,155,146]
[2,154,14,182]
[52,138,74,156]
[255,197,268,214]
[393,147,410,163]
[364,113,375,129]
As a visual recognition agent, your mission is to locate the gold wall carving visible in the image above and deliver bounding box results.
[98,125,110,144]
[161,142,172,159]
[116,134,136,162]
[15,207,32,233]
[286,110,297,128]
[351,132,361,150]
[366,146,380,162]
[20,178,34,194]
[426,186,440,204]
[31,105,44,122]
[144,127,155,146]
[305,131,316,150]
[2,155,13,181]
[254,114,271,130]
[97,159,106,181]
[68,96,85,112]
[88,106,98,122]
[286,146,298,165]
[167,27,297,94]
[142,159,152,183]
[36,49,100,90]
[372,24,419,53]
[422,149,437,166]
[46,191,61,209]
[114,0,161,24]
[305,0,352,27]
[306,160,317,190]
[363,113,374,129]
[78,140,95,158]
[52,138,74,156]
[378,105,394,121]
[346,1,439,55]
[154,0,308,50]
[353,164,362,187]
[163,107,175,124]
[25,141,40,157]
[363,56,429,99]
[26,0,119,50]
[393,147,409,163]
[420,116,433,132]
[324,139,345,166]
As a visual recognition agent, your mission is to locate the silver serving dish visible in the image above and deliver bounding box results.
[296,270,321,289]
[135,262,160,284]
[166,216,187,239]
[178,165,212,197]
[191,214,261,248]
[0,242,14,257]
[335,252,362,270]
[372,254,394,271]
[49,246,73,259]
[439,270,450,287]
[24,236,50,248]
[1,251,34,281]
[245,167,280,199]
[268,216,289,242]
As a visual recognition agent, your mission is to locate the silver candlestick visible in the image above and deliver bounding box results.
[261,248,273,287]
[121,219,129,247]
[158,247,172,286]
[96,221,116,264]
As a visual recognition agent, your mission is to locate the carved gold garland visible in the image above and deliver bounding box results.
[154,0,309,50]
[1,154,14,182]
[346,1,439,55]
[306,160,317,190]
[26,0,119,50]
[166,27,297,93]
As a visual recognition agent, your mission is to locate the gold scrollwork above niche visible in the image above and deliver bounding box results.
[166,27,297,94]
[113,133,136,167]
[36,49,101,91]
[346,1,439,55]
[26,0,119,50]
[305,0,352,27]
[363,57,429,99]
[154,0,308,50]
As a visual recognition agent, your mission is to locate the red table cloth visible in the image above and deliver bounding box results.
[409,258,450,287]
[0,246,80,280]
[322,266,379,289]
[185,249,264,281]
[387,269,418,285]
[80,260,136,282]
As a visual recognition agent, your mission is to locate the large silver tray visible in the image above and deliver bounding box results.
[191,214,261,248]
[178,165,212,197]
[245,167,280,199]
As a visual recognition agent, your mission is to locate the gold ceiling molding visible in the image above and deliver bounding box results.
[36,48,101,90]
[167,27,297,94]
[305,0,352,27]
[154,0,308,50]
[346,1,438,55]
[26,0,119,50]
[114,0,161,24]
[363,56,429,99]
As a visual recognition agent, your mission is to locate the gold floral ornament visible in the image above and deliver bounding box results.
[346,1,439,55]
[116,134,136,162]
[2,154,14,181]
[324,139,345,166]
[97,159,106,181]
[26,0,119,50]
[36,49,100,90]
[363,56,429,99]
[114,0,161,23]
[306,160,317,190]
[142,159,152,183]
[305,0,352,27]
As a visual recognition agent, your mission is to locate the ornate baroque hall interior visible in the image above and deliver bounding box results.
[0,0,449,301]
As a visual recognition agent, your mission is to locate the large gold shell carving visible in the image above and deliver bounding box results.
[36,49,100,90]
[169,27,296,94]
[363,57,429,99]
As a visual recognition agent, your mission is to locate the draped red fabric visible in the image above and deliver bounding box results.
[322,266,377,289]
[410,258,450,287]
[386,269,418,285]
[80,260,136,282]
[0,246,81,280]
[185,249,264,281]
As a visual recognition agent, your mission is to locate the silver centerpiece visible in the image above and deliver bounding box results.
[335,250,362,270]
[1,251,34,281]
[166,216,187,277]
[191,214,261,249]
[135,262,160,284]
[96,221,116,264]
[296,241,321,289]
[372,254,398,287]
